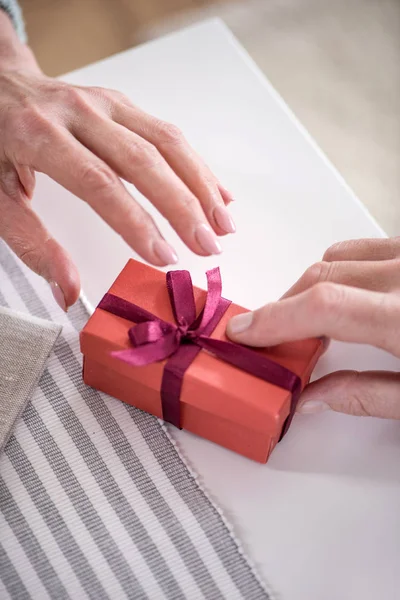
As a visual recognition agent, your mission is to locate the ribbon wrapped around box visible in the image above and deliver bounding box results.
[80,259,323,462]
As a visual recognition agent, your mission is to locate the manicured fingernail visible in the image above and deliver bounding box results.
[298,401,330,414]
[214,205,236,234]
[154,239,178,265]
[196,224,222,255]
[228,311,253,335]
[50,281,67,312]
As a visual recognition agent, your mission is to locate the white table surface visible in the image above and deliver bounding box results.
[32,19,400,600]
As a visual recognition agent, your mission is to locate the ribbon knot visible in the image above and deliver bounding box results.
[98,267,302,439]
[177,326,196,344]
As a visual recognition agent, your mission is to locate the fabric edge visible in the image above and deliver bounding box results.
[158,418,277,600]
[0,306,62,334]
[0,318,61,452]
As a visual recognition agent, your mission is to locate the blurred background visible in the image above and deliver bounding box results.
[20,0,400,235]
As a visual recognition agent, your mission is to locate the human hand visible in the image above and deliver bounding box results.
[227,238,400,419]
[0,13,235,310]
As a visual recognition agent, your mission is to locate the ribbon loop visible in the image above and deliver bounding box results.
[166,270,196,327]
[191,268,223,333]
[129,320,170,346]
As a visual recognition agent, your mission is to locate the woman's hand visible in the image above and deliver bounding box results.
[0,12,235,310]
[227,238,400,420]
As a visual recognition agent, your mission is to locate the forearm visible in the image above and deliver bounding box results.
[0,10,40,72]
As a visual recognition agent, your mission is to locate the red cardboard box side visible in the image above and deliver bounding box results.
[83,356,277,462]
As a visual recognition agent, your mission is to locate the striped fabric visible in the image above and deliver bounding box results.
[0,241,271,600]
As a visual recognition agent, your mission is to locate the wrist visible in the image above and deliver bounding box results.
[0,10,41,73]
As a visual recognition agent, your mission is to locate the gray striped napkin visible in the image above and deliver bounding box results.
[0,241,272,600]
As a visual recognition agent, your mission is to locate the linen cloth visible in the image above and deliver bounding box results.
[0,307,61,452]
[0,241,271,600]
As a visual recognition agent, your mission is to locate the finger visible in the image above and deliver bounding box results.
[111,103,235,236]
[0,195,80,310]
[323,238,400,262]
[297,370,400,419]
[73,114,223,256]
[226,283,400,357]
[218,184,235,205]
[33,128,179,266]
[15,164,36,199]
[282,259,399,299]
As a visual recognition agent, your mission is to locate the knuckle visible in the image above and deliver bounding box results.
[106,88,129,103]
[0,164,22,200]
[80,163,118,195]
[154,120,184,145]
[167,194,197,225]
[11,106,52,138]
[133,142,162,170]
[345,371,373,416]
[86,86,120,111]
[310,281,345,312]
[57,85,83,107]
[6,107,55,162]
[323,241,347,261]
[90,85,115,99]
[12,238,48,276]
[19,247,44,274]
[55,86,95,117]
[343,370,400,418]
[303,261,331,286]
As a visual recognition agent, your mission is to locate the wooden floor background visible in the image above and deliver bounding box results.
[20,0,232,76]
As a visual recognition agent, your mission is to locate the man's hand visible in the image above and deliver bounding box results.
[227,238,400,420]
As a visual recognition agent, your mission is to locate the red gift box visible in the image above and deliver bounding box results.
[80,259,323,462]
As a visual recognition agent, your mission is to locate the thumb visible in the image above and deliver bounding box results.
[298,370,400,419]
[1,198,80,310]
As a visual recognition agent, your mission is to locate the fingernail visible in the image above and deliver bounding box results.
[213,205,236,234]
[228,311,253,335]
[297,401,330,414]
[195,224,222,255]
[154,239,178,265]
[50,281,67,312]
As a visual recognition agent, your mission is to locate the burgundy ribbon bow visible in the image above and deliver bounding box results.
[98,268,302,440]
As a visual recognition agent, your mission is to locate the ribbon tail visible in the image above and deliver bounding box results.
[161,344,202,428]
[196,337,302,440]
[193,268,223,331]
